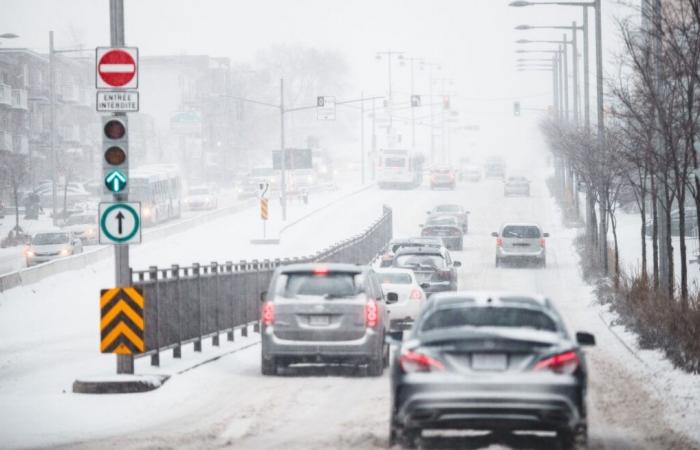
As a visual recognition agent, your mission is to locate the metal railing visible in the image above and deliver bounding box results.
[130,205,393,366]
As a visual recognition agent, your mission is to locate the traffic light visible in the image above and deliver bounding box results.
[442,96,450,110]
[513,101,521,117]
[411,95,421,107]
[102,116,128,195]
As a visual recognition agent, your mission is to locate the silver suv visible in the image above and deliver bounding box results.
[260,263,390,376]
[492,223,548,268]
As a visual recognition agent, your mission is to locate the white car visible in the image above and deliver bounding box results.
[62,213,98,245]
[184,186,218,211]
[25,230,84,267]
[375,268,427,331]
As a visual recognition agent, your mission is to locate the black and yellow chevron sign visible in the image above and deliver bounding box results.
[100,287,145,354]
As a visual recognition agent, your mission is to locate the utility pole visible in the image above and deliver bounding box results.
[583,8,590,131]
[280,78,286,221]
[562,35,569,121]
[109,0,132,375]
[376,51,403,142]
[360,91,365,184]
[572,22,579,125]
[49,31,57,226]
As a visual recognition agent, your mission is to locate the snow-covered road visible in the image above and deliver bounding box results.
[2,142,700,449]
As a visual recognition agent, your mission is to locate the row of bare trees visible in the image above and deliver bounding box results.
[542,1,700,306]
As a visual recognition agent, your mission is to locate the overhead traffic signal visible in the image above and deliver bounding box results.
[411,95,421,107]
[442,96,450,110]
[102,116,128,195]
[514,101,521,117]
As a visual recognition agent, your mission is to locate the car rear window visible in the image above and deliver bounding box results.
[502,225,541,239]
[394,254,446,270]
[377,272,412,284]
[278,272,358,298]
[385,157,406,168]
[421,306,557,332]
[436,205,459,212]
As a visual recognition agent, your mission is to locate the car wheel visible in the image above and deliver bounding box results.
[495,256,500,267]
[558,428,587,450]
[367,353,384,376]
[261,355,276,376]
[394,427,420,449]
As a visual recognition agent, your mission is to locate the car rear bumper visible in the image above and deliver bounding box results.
[395,380,583,432]
[431,180,456,188]
[261,327,381,361]
[497,248,545,259]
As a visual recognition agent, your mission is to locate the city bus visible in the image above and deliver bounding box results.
[130,165,183,226]
[376,149,424,189]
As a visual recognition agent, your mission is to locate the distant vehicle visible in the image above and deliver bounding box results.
[379,237,446,268]
[427,204,469,233]
[25,231,83,267]
[61,213,98,245]
[460,164,482,182]
[377,149,424,189]
[375,268,427,331]
[493,223,548,268]
[245,166,279,193]
[260,263,390,376]
[184,186,218,211]
[504,176,531,197]
[484,157,506,178]
[421,215,463,250]
[429,167,457,190]
[391,246,460,297]
[388,291,596,450]
[130,165,182,226]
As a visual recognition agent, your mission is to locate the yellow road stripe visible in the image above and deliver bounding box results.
[100,299,144,331]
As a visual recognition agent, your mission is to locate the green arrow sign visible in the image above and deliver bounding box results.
[105,170,127,193]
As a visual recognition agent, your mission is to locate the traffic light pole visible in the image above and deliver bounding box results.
[109,0,133,375]
[279,78,286,221]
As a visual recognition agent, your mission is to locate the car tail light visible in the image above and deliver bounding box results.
[540,238,546,248]
[434,270,451,281]
[261,302,275,326]
[365,300,379,327]
[400,350,445,373]
[534,351,579,375]
[313,266,329,276]
[496,238,503,247]
[410,289,423,300]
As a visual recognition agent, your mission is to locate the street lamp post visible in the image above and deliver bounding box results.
[376,51,404,141]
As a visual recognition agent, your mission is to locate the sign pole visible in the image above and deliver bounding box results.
[109,0,133,375]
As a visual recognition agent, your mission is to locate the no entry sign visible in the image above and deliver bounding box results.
[96,47,138,89]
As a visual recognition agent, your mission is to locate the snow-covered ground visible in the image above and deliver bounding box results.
[1,130,699,449]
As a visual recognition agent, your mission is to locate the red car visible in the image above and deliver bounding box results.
[430,167,456,190]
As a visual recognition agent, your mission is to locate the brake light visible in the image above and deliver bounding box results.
[540,238,546,248]
[400,350,445,373]
[410,289,423,300]
[496,238,503,247]
[313,266,329,276]
[534,351,579,375]
[261,302,275,326]
[365,300,379,327]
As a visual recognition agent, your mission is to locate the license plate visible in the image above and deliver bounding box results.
[472,353,507,371]
[309,315,330,326]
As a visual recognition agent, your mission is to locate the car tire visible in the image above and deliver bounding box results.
[495,257,500,267]
[367,353,384,376]
[393,427,420,449]
[558,428,587,450]
[261,355,276,376]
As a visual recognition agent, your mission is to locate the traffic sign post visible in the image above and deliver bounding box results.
[99,202,141,245]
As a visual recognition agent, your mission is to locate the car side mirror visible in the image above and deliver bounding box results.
[260,290,267,303]
[426,211,431,214]
[453,261,462,268]
[386,330,404,345]
[576,332,596,346]
[420,282,430,289]
[543,233,550,238]
[386,292,399,304]
[419,224,424,228]
[491,232,499,237]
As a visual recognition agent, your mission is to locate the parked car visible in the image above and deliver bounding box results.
[391,246,460,296]
[61,213,98,245]
[504,176,531,197]
[375,268,427,331]
[184,186,218,211]
[460,164,482,182]
[427,204,469,233]
[379,237,445,268]
[388,291,596,450]
[25,230,84,267]
[493,223,548,267]
[260,263,390,376]
[429,167,457,190]
[421,215,463,250]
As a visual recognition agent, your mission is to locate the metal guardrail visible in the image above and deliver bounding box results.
[130,205,393,366]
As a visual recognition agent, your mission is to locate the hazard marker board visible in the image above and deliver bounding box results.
[100,287,145,354]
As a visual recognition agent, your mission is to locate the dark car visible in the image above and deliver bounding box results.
[388,291,596,449]
[430,167,457,190]
[260,263,390,376]
[379,237,446,267]
[391,246,460,296]
[427,204,469,233]
[420,215,463,250]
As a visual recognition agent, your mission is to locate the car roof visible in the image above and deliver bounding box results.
[427,291,552,310]
[433,204,462,209]
[394,246,445,256]
[374,268,416,276]
[500,222,541,229]
[278,263,365,274]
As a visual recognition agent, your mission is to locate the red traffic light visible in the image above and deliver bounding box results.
[104,119,126,140]
[104,146,126,165]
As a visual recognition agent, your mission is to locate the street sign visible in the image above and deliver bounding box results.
[105,169,127,193]
[100,287,145,354]
[316,95,336,121]
[260,198,269,221]
[96,47,138,89]
[96,91,139,112]
[99,202,141,245]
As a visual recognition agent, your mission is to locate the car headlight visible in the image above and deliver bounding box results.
[86,228,94,235]
[143,207,151,217]
[59,248,71,256]
[25,249,35,257]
